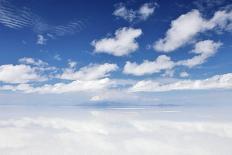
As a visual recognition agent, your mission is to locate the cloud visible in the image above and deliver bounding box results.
[130,73,232,92]
[138,3,156,20]
[0,0,33,29]
[0,0,85,37]
[0,109,231,155]
[0,64,45,84]
[124,40,222,76]
[177,40,222,68]
[67,60,77,68]
[92,27,142,56]
[23,78,113,94]
[36,34,47,45]
[19,57,48,67]
[113,3,156,22]
[113,5,136,22]
[154,9,232,52]
[58,63,118,81]
[179,71,189,78]
[54,54,62,61]
[19,57,56,72]
[123,55,175,76]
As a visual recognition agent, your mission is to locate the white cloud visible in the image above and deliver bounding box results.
[54,54,61,61]
[154,9,232,52]
[19,57,48,66]
[177,40,222,68]
[67,60,77,68]
[36,34,47,45]
[113,3,156,22]
[154,10,209,52]
[0,109,232,155]
[0,64,45,84]
[59,63,118,81]
[125,40,221,76]
[162,70,175,77]
[23,78,112,94]
[179,71,189,78]
[138,3,156,20]
[0,0,85,37]
[130,73,232,92]
[113,5,136,22]
[123,55,175,76]
[92,27,142,56]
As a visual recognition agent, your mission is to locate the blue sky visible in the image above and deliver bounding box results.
[0,0,232,105]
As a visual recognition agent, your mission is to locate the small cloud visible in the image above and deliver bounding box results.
[54,54,62,61]
[179,71,189,78]
[36,35,47,45]
[113,3,157,22]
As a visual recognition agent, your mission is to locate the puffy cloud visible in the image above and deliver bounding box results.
[113,3,156,22]
[154,9,232,52]
[123,55,175,76]
[125,40,222,76]
[92,27,142,56]
[177,40,222,67]
[138,3,156,20]
[36,34,47,45]
[0,64,45,84]
[113,5,136,22]
[59,63,118,81]
[130,73,232,92]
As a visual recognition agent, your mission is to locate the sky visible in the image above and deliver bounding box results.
[0,0,232,106]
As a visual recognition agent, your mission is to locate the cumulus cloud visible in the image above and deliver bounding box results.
[113,3,156,22]
[0,64,45,84]
[58,63,118,81]
[92,27,142,56]
[123,55,175,76]
[124,40,222,76]
[177,40,222,67]
[130,73,232,92]
[154,9,232,52]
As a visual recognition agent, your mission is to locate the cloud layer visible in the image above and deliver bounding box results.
[130,73,232,92]
[0,108,231,155]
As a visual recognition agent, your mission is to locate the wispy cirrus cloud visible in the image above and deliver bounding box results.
[0,0,85,37]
